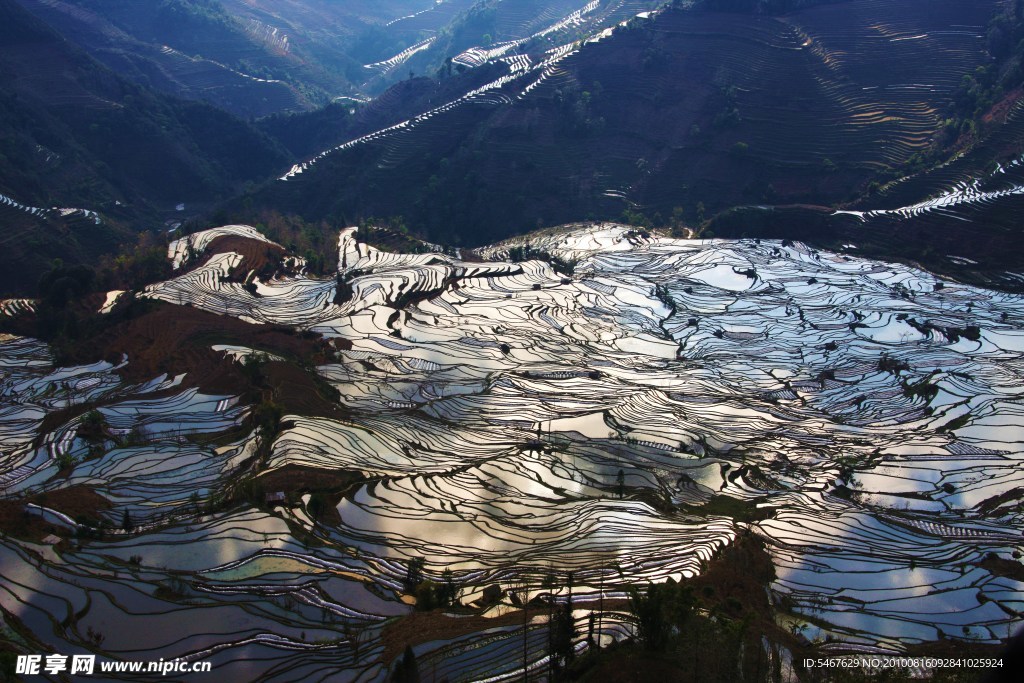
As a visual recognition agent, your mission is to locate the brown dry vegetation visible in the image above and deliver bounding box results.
[192,234,287,278]
[55,301,330,394]
[28,486,112,521]
[380,606,551,667]
[261,360,347,420]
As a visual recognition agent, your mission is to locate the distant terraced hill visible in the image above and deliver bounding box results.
[0,0,290,204]
[245,0,1002,251]
[705,89,1024,292]
[12,0,667,117]
[356,0,665,94]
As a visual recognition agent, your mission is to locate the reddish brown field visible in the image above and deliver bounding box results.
[58,302,330,394]
[195,235,287,276]
[380,606,556,667]
[29,486,112,521]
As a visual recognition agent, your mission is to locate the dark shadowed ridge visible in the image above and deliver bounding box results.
[234,0,1009,276]
[0,0,292,294]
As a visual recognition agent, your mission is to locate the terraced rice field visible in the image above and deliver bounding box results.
[0,191,101,225]
[271,0,1002,251]
[2,223,1023,679]
[282,0,662,180]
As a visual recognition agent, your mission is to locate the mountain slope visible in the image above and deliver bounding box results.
[244,0,1002,249]
[0,0,292,293]
[14,0,316,118]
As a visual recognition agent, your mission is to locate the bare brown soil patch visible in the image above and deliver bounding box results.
[262,360,347,420]
[0,485,110,540]
[980,553,1024,583]
[978,486,1024,515]
[29,486,111,521]
[458,249,486,263]
[380,607,548,666]
[689,530,776,622]
[0,501,51,542]
[197,235,287,277]
[257,464,363,493]
[577,645,687,682]
[256,465,361,526]
[983,88,1024,126]
[57,301,330,395]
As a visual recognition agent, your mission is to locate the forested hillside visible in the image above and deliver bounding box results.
[0,0,289,293]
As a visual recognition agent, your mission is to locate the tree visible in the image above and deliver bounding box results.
[506,572,531,680]
[241,352,267,385]
[438,567,457,607]
[414,581,437,611]
[38,260,95,309]
[628,583,670,651]
[307,492,327,522]
[616,469,625,499]
[391,645,420,683]
[543,571,558,679]
[552,573,577,671]
[57,452,76,471]
[82,409,106,430]
[121,509,134,533]
[405,557,425,593]
[550,603,577,671]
